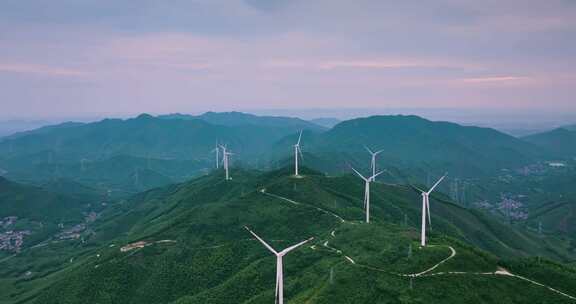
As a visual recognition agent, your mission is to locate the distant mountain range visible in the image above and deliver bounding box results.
[159,111,325,131]
[0,112,327,165]
[523,128,576,158]
[278,115,546,177]
[0,113,560,192]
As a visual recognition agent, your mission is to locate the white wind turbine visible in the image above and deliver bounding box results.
[220,145,233,180]
[212,142,220,169]
[416,174,447,247]
[351,167,382,223]
[80,158,88,172]
[365,146,384,181]
[245,227,313,304]
[293,130,303,176]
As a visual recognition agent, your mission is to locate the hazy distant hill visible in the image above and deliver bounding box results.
[0,120,55,138]
[277,115,546,177]
[0,114,321,166]
[10,168,575,304]
[3,121,85,140]
[160,111,325,131]
[524,128,576,158]
[36,178,103,202]
[308,117,341,128]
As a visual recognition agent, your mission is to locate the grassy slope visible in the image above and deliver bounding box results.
[3,168,576,303]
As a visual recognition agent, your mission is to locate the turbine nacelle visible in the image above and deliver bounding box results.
[365,146,384,157]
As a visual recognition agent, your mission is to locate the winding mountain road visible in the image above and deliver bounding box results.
[260,188,576,302]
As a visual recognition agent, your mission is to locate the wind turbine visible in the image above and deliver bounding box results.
[365,146,383,181]
[245,227,313,304]
[212,142,220,169]
[415,174,447,247]
[351,167,382,223]
[220,145,233,180]
[293,130,303,176]
[80,158,88,172]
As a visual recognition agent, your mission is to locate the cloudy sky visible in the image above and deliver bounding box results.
[1,0,575,119]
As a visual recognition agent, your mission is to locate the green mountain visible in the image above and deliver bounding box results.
[0,154,207,194]
[0,114,295,162]
[0,177,88,224]
[3,122,86,140]
[0,113,326,190]
[276,115,546,178]
[35,178,103,202]
[524,128,576,158]
[159,111,325,132]
[0,176,102,258]
[4,168,576,304]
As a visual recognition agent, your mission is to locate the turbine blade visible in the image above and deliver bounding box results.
[410,185,425,193]
[244,226,278,255]
[298,146,304,160]
[427,173,448,194]
[370,171,384,180]
[351,167,368,181]
[375,149,384,155]
[364,146,374,155]
[279,237,314,255]
[296,130,303,145]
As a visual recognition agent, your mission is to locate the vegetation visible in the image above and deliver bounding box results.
[524,128,576,158]
[1,168,574,303]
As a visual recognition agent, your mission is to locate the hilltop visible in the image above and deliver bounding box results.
[3,168,575,304]
[0,112,323,191]
[160,111,325,132]
[273,115,546,178]
[524,128,576,158]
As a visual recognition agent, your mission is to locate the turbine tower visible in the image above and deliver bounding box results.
[212,142,220,169]
[365,146,383,181]
[245,227,313,304]
[416,174,447,247]
[351,167,382,223]
[220,145,233,180]
[293,130,303,176]
[80,158,87,172]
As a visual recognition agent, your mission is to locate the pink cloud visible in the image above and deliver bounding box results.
[460,76,529,84]
[0,63,86,77]
[262,58,484,71]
